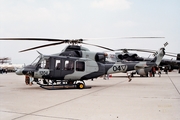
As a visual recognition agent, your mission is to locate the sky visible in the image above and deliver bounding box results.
[0,0,180,64]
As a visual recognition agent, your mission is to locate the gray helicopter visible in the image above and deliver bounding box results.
[107,42,180,76]
[0,38,165,89]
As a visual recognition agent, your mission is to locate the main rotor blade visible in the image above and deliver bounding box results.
[164,53,176,57]
[82,42,114,51]
[84,37,165,40]
[0,57,10,60]
[116,49,156,53]
[0,38,65,41]
[0,37,164,41]
[120,37,165,39]
[19,41,64,52]
[126,49,177,57]
[115,49,177,57]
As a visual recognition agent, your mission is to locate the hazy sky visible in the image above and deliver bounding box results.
[0,0,180,64]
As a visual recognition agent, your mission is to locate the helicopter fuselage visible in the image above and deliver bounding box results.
[16,54,157,81]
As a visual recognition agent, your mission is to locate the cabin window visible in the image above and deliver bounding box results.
[55,60,61,70]
[76,61,85,71]
[65,60,74,70]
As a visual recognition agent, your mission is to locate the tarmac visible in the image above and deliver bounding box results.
[0,71,180,120]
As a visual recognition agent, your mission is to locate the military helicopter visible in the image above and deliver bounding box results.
[0,57,11,64]
[107,42,180,75]
[0,38,165,89]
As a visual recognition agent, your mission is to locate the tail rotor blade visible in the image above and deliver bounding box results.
[164,42,168,47]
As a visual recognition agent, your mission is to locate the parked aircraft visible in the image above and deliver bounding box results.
[0,38,166,89]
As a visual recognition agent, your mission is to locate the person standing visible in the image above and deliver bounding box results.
[164,66,168,74]
[103,74,109,80]
[158,67,161,77]
[152,67,156,77]
[127,71,132,82]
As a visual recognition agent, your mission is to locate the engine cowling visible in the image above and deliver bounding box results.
[95,53,106,63]
[136,67,151,77]
[116,53,143,61]
[136,69,146,76]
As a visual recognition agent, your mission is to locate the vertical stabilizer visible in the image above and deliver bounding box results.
[152,48,165,65]
[151,42,167,66]
[177,54,180,60]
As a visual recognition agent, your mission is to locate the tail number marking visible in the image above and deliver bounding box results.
[113,65,127,71]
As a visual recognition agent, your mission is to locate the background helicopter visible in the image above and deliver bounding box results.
[0,37,166,89]
[0,57,11,64]
[107,43,180,75]
[0,57,24,73]
[0,57,12,73]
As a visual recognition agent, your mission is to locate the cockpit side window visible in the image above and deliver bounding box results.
[45,59,50,69]
[40,60,46,69]
[36,58,50,69]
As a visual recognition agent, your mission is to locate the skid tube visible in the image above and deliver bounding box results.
[36,79,86,90]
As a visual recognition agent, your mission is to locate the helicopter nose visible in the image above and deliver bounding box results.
[16,68,23,75]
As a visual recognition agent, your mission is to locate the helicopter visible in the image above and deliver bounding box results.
[0,57,11,73]
[0,57,11,64]
[107,43,180,75]
[0,38,165,89]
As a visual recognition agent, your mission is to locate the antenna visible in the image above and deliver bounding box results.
[37,51,42,55]
[37,51,44,58]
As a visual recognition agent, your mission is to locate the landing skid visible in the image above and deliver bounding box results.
[35,79,86,90]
